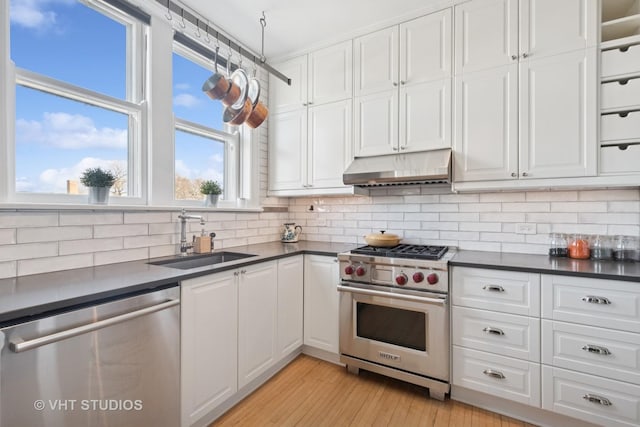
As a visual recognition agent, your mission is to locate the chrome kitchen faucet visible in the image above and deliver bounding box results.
[178,209,204,256]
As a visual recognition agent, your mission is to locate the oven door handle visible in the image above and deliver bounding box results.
[337,285,447,305]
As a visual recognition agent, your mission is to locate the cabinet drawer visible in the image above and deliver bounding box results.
[601,77,640,111]
[600,144,640,174]
[542,366,640,427]
[542,320,640,386]
[541,274,640,333]
[452,267,540,316]
[602,44,640,79]
[452,306,540,362]
[452,346,541,406]
[601,111,640,142]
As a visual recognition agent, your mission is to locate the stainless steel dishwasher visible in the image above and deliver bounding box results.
[0,285,180,427]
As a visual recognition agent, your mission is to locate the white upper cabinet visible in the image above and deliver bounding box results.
[400,10,453,84]
[354,8,453,157]
[354,26,399,97]
[269,56,307,113]
[455,0,518,73]
[454,64,518,182]
[519,49,597,179]
[268,109,307,190]
[456,0,596,74]
[309,40,353,105]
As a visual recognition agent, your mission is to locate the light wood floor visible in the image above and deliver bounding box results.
[212,355,538,427]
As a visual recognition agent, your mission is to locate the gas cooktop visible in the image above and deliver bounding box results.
[351,244,448,260]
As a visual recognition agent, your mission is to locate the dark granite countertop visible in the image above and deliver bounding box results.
[0,241,354,327]
[450,250,640,282]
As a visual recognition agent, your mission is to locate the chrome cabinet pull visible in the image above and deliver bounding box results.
[9,299,180,353]
[510,172,517,177]
[482,369,505,379]
[483,327,505,336]
[511,55,518,60]
[522,52,529,58]
[482,285,505,292]
[582,344,611,355]
[581,295,611,305]
[583,394,612,406]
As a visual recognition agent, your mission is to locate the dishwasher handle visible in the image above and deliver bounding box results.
[9,299,179,353]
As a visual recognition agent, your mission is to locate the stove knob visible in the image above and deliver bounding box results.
[412,272,425,283]
[395,273,408,286]
[426,273,439,285]
[344,265,355,275]
[355,265,366,276]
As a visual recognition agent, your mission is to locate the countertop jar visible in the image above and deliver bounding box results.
[548,233,568,257]
[590,235,613,260]
[613,235,640,261]
[568,234,590,259]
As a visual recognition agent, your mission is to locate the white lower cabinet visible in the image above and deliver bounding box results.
[453,347,541,406]
[181,271,238,427]
[238,261,278,389]
[303,254,339,354]
[542,366,640,427]
[277,255,304,358]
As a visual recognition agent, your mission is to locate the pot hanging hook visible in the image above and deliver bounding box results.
[164,0,172,20]
[259,11,267,63]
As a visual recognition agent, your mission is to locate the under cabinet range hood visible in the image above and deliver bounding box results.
[343,149,452,187]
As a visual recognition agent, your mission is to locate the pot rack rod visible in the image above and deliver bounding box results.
[157,0,291,85]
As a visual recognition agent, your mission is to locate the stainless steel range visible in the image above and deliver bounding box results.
[337,244,454,400]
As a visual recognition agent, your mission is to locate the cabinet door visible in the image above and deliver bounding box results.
[277,255,304,358]
[454,64,518,182]
[455,0,518,74]
[519,49,596,179]
[400,78,451,152]
[304,255,339,354]
[400,8,452,85]
[354,26,399,96]
[181,272,237,427]
[269,56,307,113]
[268,109,307,190]
[354,90,399,157]
[308,40,353,105]
[238,261,278,389]
[308,100,352,188]
[520,0,596,59]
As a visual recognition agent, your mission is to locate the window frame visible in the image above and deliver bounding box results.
[2,0,148,205]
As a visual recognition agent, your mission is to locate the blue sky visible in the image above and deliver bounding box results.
[10,0,225,195]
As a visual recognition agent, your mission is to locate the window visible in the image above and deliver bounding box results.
[7,0,146,202]
[172,43,238,204]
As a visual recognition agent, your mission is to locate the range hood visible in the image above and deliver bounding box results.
[343,149,451,187]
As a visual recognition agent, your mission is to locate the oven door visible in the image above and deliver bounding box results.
[338,282,449,381]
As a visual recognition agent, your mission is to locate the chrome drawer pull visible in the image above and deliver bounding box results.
[581,295,611,305]
[482,285,505,292]
[483,327,505,336]
[482,369,505,379]
[582,344,611,355]
[582,394,612,406]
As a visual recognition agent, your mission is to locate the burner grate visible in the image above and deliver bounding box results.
[351,244,448,260]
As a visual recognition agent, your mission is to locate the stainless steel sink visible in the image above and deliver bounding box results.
[148,251,256,270]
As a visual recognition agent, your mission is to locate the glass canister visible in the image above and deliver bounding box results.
[613,235,640,261]
[590,235,613,260]
[568,234,590,259]
[548,233,568,257]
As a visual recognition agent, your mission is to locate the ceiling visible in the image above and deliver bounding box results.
[183,0,450,61]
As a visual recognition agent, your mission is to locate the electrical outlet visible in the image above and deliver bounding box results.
[515,223,536,235]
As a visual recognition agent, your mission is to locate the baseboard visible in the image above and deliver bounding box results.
[301,345,343,365]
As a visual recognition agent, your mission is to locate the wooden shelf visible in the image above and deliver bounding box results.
[602,14,640,41]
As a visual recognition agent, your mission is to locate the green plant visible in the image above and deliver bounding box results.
[80,167,116,188]
[200,180,222,195]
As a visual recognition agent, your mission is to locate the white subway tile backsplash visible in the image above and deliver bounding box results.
[18,254,93,276]
[502,202,550,212]
[578,212,639,225]
[550,202,607,212]
[124,234,172,249]
[479,232,525,243]
[17,226,92,243]
[501,243,548,255]
[0,229,16,244]
[479,212,525,223]
[459,222,502,232]
[422,222,459,231]
[439,194,479,203]
[0,261,16,279]
[0,212,58,228]
[439,212,479,222]
[59,211,122,226]
[405,213,439,222]
[578,189,639,201]
[608,201,640,212]
[459,203,501,212]
[526,212,578,223]
[94,248,148,266]
[421,204,458,212]
[94,224,148,238]
[458,241,501,252]
[480,192,526,202]
[59,238,123,255]
[124,212,171,224]
[607,225,640,236]
[0,243,58,262]
[525,191,578,202]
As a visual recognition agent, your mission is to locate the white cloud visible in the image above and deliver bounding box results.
[37,157,125,193]
[203,169,224,183]
[173,93,201,108]
[16,112,127,149]
[10,0,75,30]
[15,176,36,192]
[175,83,191,90]
[209,153,224,164]
[175,159,194,179]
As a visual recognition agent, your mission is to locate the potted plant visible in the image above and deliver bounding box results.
[200,180,222,207]
[80,167,116,205]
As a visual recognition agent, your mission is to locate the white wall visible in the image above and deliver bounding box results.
[288,187,640,254]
